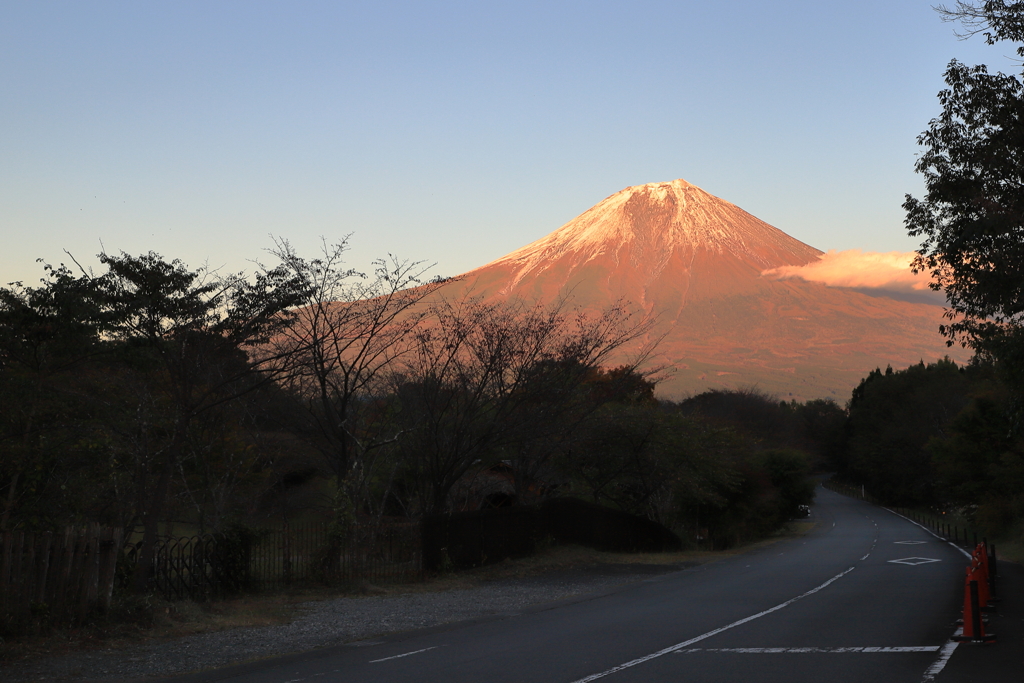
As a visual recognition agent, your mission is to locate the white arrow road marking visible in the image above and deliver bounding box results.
[888,557,941,566]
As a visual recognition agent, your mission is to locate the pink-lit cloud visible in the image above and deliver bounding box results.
[762,250,943,300]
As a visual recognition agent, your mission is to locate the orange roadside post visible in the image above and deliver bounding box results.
[977,541,998,601]
[970,548,992,608]
[954,569,996,643]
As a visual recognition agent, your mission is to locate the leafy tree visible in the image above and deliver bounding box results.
[841,359,994,505]
[0,263,103,530]
[757,449,815,524]
[566,405,743,526]
[90,251,303,590]
[927,388,1024,533]
[904,1,1024,410]
[677,389,801,447]
[793,398,847,470]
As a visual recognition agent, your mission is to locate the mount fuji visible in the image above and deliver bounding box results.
[435,179,965,401]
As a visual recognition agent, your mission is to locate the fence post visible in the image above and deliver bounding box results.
[51,529,70,620]
[97,527,121,613]
[69,529,88,622]
[36,531,53,606]
[0,531,10,619]
[10,531,25,619]
[282,522,292,585]
[22,531,37,618]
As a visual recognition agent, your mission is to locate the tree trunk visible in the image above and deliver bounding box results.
[131,457,174,593]
[131,423,185,594]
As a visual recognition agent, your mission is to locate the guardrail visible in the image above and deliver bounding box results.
[821,478,985,551]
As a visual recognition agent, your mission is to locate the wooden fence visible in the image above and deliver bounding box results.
[123,522,422,602]
[0,525,122,631]
[248,522,421,590]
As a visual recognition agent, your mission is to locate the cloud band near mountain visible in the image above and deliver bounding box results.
[762,249,941,298]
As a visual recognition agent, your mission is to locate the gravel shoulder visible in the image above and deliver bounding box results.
[1,530,812,682]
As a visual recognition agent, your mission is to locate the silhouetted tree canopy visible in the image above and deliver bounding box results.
[840,359,997,505]
[905,1,1024,407]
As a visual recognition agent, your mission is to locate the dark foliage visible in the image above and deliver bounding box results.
[421,497,681,571]
[906,1,1024,416]
[676,389,845,469]
[928,388,1024,535]
[841,359,996,505]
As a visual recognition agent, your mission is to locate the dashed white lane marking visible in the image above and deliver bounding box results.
[568,566,856,683]
[860,553,870,560]
[369,646,437,663]
[677,646,941,654]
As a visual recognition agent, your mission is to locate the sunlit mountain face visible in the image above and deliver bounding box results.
[435,179,967,401]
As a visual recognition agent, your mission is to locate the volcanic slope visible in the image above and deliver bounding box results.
[436,179,966,401]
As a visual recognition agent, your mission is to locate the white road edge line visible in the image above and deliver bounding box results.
[883,508,972,560]
[921,639,959,682]
[677,646,941,653]
[568,566,856,683]
[882,508,966,682]
[369,646,437,664]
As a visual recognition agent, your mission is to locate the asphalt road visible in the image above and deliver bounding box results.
[168,485,994,683]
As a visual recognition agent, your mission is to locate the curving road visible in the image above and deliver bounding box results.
[169,485,981,683]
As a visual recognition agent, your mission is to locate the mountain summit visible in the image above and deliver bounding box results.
[464,180,822,316]
[440,180,964,400]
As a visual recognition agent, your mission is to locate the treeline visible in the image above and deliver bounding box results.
[0,242,829,583]
[837,358,1024,544]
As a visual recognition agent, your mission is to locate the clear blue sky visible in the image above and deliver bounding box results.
[0,1,1012,284]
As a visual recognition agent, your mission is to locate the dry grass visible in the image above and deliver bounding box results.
[994,535,1024,565]
[0,521,815,666]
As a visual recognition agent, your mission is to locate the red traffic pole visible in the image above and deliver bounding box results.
[954,575,996,643]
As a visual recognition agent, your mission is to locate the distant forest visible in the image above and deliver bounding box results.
[1,241,1020,574]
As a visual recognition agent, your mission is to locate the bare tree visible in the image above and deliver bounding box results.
[265,238,446,519]
[936,1,1024,46]
[390,295,657,515]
